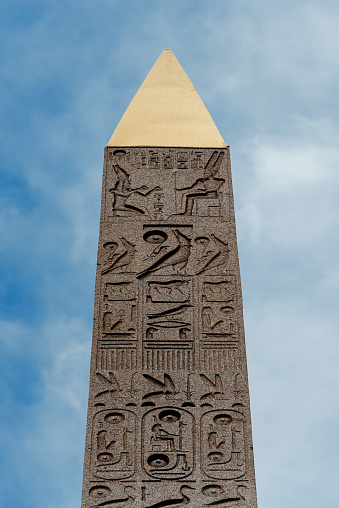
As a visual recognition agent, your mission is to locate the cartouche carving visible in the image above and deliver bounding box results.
[142,407,194,480]
[91,409,136,480]
[201,410,246,480]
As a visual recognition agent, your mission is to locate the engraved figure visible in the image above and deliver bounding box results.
[202,306,234,334]
[175,151,225,216]
[208,430,225,451]
[177,151,189,169]
[143,373,177,400]
[200,374,225,403]
[201,484,224,498]
[153,191,165,219]
[126,372,141,401]
[191,150,204,170]
[151,416,178,451]
[148,279,190,303]
[146,327,157,340]
[143,273,193,370]
[195,235,229,275]
[109,153,161,216]
[163,153,174,169]
[101,241,119,271]
[101,238,136,274]
[95,371,121,399]
[104,281,136,301]
[149,150,160,169]
[110,309,131,332]
[145,485,195,508]
[202,484,247,506]
[202,307,223,331]
[202,280,235,302]
[142,231,170,261]
[89,485,111,500]
[179,328,190,340]
[96,429,116,463]
[93,486,136,506]
[145,304,193,351]
[182,373,195,407]
[147,304,192,328]
[138,230,192,278]
[102,304,114,333]
[102,303,135,335]
[233,373,245,400]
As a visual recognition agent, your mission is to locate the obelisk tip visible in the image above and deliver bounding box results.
[107,49,226,148]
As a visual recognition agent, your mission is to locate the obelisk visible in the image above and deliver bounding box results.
[81,49,258,507]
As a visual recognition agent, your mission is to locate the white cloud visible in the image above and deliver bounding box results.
[247,297,339,506]
[237,119,339,252]
[0,316,90,508]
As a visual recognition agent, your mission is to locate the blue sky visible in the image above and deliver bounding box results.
[1,1,339,506]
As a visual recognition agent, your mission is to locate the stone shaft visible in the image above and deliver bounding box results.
[81,145,258,507]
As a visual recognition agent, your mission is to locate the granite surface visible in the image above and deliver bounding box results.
[81,147,258,507]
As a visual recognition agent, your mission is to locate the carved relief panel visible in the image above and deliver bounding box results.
[91,409,136,480]
[198,275,239,372]
[97,274,137,371]
[142,274,194,371]
[201,409,246,480]
[174,150,227,217]
[142,407,194,480]
[103,148,230,221]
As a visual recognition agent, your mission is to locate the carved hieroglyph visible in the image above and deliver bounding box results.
[81,50,258,508]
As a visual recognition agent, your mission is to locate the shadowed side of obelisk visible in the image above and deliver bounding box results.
[81,49,258,508]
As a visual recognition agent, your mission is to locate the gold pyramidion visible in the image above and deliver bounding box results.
[107,49,226,147]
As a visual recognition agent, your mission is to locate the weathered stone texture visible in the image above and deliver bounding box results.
[81,147,258,507]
